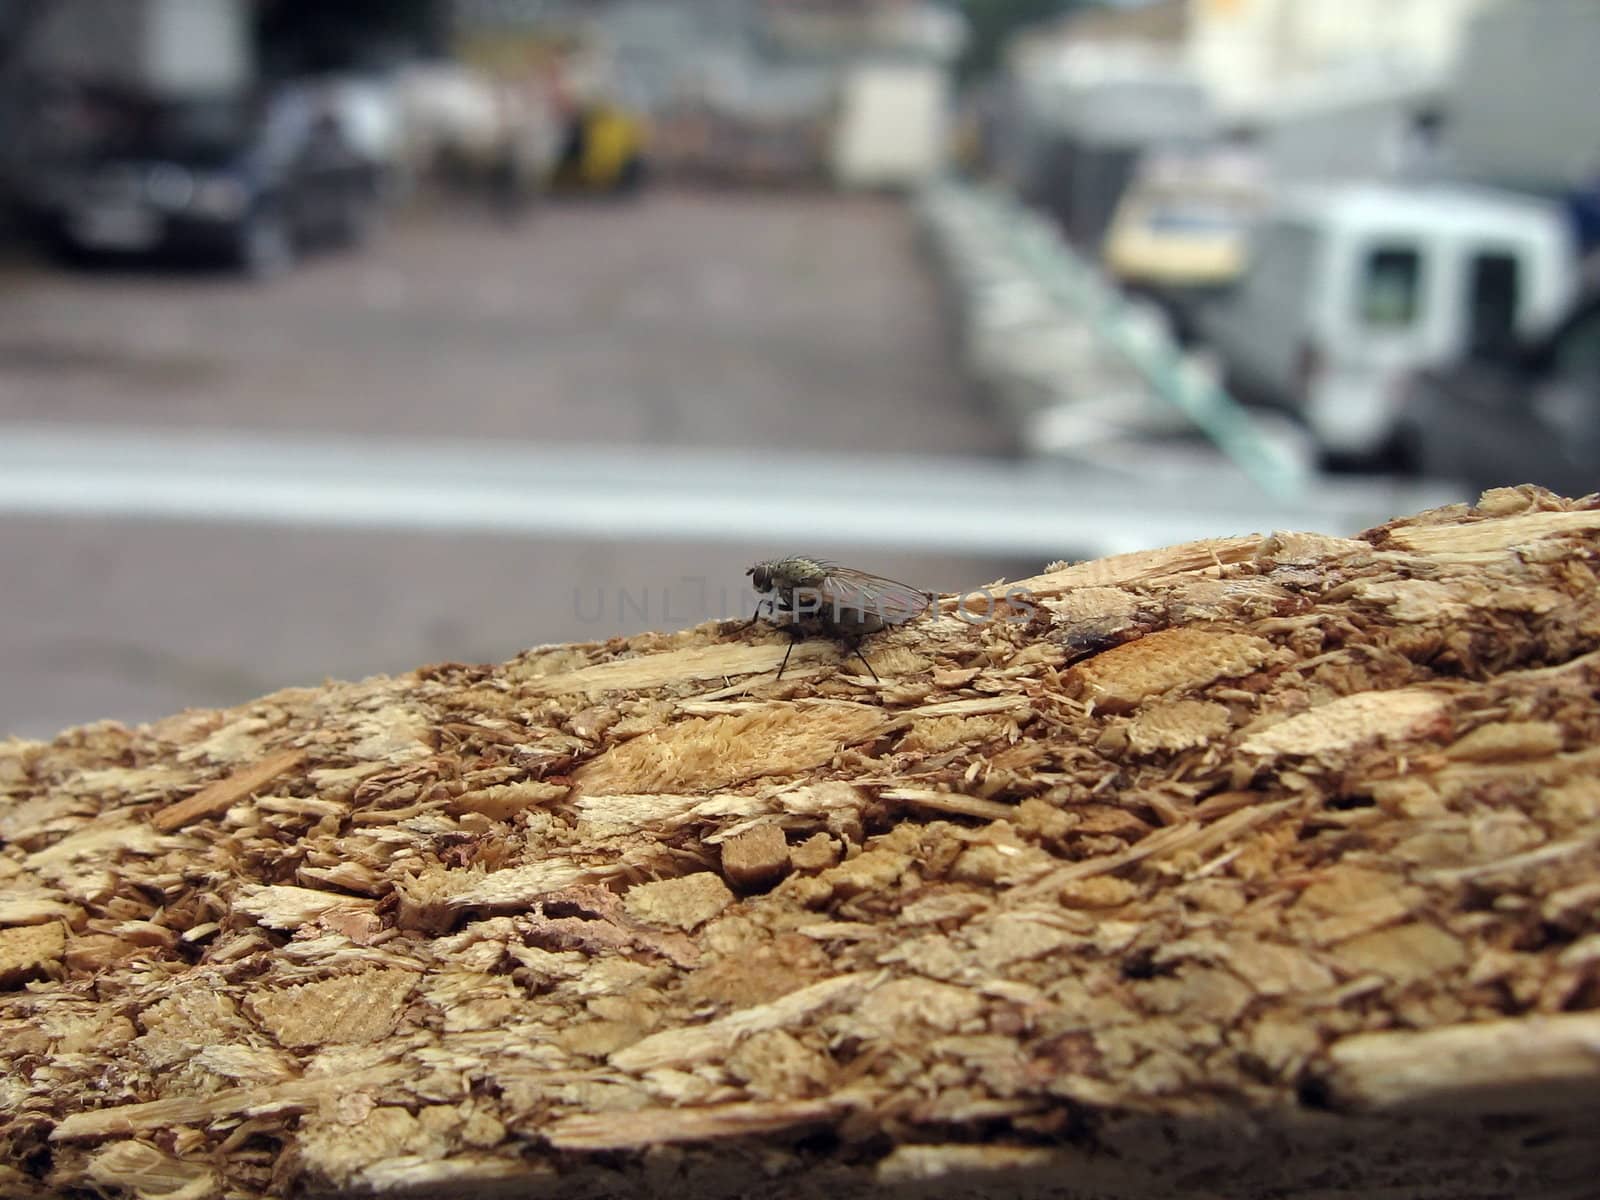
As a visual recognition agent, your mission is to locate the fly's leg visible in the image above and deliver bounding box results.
[774,624,806,681]
[742,596,784,634]
[844,639,880,682]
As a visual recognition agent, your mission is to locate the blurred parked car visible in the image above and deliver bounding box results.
[1102,148,1265,339]
[1394,286,1600,497]
[24,82,383,276]
[1194,183,1577,463]
[322,73,405,202]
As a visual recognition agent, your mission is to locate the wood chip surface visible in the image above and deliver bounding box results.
[3,486,1599,1198]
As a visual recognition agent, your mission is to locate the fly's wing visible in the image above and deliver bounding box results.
[816,566,933,627]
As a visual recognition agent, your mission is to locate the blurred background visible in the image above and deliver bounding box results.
[0,0,1595,737]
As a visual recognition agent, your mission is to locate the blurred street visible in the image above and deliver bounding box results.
[0,190,999,450]
[0,191,1022,738]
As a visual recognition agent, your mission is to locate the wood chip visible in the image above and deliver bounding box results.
[1317,1012,1600,1114]
[0,921,65,986]
[243,968,418,1047]
[1066,628,1274,712]
[546,1098,847,1151]
[1242,689,1449,757]
[622,872,734,931]
[720,824,790,891]
[151,749,305,831]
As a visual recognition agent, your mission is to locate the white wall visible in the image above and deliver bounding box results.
[1446,0,1600,190]
[1187,0,1501,119]
[1250,77,1437,183]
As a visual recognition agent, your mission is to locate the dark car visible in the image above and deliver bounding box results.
[26,83,381,276]
[1395,288,1600,497]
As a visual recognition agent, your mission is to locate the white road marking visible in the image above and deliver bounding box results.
[0,424,1463,559]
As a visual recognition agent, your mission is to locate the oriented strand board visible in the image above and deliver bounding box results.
[3,486,1600,1198]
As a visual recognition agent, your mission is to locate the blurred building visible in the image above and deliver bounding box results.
[762,0,965,61]
[1445,0,1600,194]
[1183,0,1502,187]
[1015,0,1190,57]
[997,3,1216,248]
[1178,0,1600,247]
[447,0,963,187]
[1185,0,1500,121]
[447,0,959,110]
[1004,0,1600,198]
[1002,0,1506,130]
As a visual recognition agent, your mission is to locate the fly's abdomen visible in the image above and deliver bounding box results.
[819,607,889,637]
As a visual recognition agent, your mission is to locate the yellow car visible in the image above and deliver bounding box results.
[551,104,647,194]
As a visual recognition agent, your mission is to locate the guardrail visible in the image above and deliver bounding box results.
[914,180,1310,499]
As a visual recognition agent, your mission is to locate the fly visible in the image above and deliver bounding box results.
[745,556,934,681]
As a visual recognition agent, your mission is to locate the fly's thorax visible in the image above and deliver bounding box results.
[793,557,832,579]
[750,557,829,610]
[768,557,831,590]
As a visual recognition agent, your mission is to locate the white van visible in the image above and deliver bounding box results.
[1195,183,1576,459]
[831,62,949,189]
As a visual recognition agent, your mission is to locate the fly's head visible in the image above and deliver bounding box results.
[747,561,778,594]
